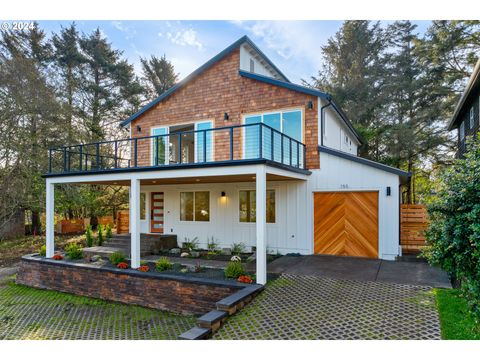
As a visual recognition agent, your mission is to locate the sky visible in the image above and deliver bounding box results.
[36,20,432,84]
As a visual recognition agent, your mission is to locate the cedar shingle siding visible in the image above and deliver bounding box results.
[458,89,480,157]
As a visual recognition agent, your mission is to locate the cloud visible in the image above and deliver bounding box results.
[165,28,203,51]
[111,21,136,40]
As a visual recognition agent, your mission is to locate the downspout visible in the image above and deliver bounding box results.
[320,96,333,147]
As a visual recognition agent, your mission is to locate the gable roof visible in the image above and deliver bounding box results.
[448,58,480,131]
[120,35,288,127]
[238,70,363,144]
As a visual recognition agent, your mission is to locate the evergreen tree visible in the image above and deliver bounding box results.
[140,54,178,100]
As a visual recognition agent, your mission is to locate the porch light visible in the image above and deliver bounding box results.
[224,112,229,120]
[221,191,226,197]
[307,101,313,110]
[136,125,142,133]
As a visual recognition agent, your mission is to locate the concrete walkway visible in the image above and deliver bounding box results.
[266,255,451,288]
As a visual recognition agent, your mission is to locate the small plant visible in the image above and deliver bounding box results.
[65,243,83,260]
[237,275,253,284]
[52,254,63,260]
[180,267,188,273]
[155,257,173,271]
[117,262,128,269]
[138,265,149,272]
[97,224,104,246]
[109,251,126,265]
[182,237,199,252]
[39,245,46,257]
[194,262,204,273]
[105,224,113,239]
[224,261,245,279]
[85,225,94,247]
[231,242,246,255]
[230,255,242,262]
[207,237,219,252]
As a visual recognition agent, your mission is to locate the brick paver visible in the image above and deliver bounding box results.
[213,274,441,340]
[0,282,195,340]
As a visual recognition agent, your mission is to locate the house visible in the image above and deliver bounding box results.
[43,36,410,284]
[448,59,480,156]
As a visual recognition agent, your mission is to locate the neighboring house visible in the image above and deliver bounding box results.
[44,36,410,284]
[448,59,480,157]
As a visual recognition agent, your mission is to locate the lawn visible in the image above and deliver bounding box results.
[0,279,195,340]
[0,234,85,267]
[435,288,480,340]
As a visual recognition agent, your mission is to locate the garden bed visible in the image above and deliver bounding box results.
[16,254,255,315]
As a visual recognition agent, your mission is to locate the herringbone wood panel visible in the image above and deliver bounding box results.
[314,192,378,258]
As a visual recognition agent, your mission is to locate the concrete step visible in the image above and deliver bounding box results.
[83,246,153,258]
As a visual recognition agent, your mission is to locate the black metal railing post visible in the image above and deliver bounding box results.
[289,139,292,166]
[203,130,207,162]
[154,137,159,166]
[178,133,182,164]
[297,142,300,168]
[63,147,67,172]
[270,128,274,161]
[229,127,233,160]
[114,141,118,168]
[259,124,263,159]
[134,138,138,167]
[281,133,284,164]
[303,144,306,169]
[48,149,52,173]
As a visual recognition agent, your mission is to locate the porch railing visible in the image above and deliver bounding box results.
[47,123,306,175]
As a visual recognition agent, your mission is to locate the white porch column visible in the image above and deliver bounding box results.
[130,178,141,268]
[255,165,267,285]
[45,180,55,258]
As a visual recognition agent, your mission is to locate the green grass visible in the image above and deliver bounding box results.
[435,288,480,340]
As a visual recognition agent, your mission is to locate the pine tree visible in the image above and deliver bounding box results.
[140,54,178,100]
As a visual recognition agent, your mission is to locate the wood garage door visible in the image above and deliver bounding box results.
[314,191,379,258]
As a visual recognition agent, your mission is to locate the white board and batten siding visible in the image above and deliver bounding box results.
[140,180,312,255]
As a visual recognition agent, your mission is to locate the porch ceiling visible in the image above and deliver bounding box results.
[80,173,300,186]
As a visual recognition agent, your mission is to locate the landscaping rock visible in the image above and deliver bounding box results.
[221,248,232,256]
[170,248,181,255]
[180,252,190,258]
[190,251,200,258]
[91,255,102,262]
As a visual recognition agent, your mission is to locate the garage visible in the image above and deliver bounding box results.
[313,191,379,258]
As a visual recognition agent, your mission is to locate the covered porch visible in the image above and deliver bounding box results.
[44,163,309,284]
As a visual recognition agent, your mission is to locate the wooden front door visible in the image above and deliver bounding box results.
[313,191,378,258]
[150,192,164,233]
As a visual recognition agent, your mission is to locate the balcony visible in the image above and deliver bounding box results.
[46,123,307,176]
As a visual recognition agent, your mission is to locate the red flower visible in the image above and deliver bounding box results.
[237,275,253,284]
[52,254,63,260]
[138,265,149,272]
[117,262,128,269]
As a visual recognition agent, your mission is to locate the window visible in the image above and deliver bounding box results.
[180,191,210,222]
[470,107,475,129]
[140,193,146,220]
[151,127,168,165]
[239,190,275,223]
[244,110,303,165]
[249,58,255,72]
[460,121,465,140]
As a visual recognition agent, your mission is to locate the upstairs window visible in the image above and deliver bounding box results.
[249,58,255,73]
[470,107,475,129]
[460,121,465,141]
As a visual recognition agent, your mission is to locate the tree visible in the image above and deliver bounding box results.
[424,135,480,319]
[78,28,143,141]
[140,54,178,100]
[307,21,388,158]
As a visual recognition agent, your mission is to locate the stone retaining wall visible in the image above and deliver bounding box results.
[16,255,242,315]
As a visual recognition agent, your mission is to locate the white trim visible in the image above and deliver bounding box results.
[45,180,55,258]
[255,165,267,285]
[130,178,141,268]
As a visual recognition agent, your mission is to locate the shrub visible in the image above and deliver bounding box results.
[52,254,63,260]
[138,265,149,272]
[97,224,104,246]
[207,237,219,252]
[39,245,46,257]
[182,237,199,252]
[231,242,246,255]
[424,135,480,320]
[224,261,245,279]
[237,275,253,284]
[155,257,173,271]
[109,251,126,265]
[85,225,94,247]
[65,243,83,260]
[117,262,128,269]
[105,224,113,239]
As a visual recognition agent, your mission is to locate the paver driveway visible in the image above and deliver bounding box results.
[213,274,441,340]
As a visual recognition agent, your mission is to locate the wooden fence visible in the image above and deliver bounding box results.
[116,210,130,234]
[400,204,429,254]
